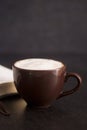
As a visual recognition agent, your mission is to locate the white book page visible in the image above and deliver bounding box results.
[0,65,13,84]
[0,65,18,99]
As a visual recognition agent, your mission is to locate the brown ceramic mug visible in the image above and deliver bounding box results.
[12,58,82,108]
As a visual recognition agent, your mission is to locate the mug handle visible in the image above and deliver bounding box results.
[58,72,82,99]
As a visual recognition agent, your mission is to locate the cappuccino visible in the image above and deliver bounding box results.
[13,58,82,108]
[14,58,64,70]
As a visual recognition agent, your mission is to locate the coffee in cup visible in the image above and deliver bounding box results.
[12,58,82,108]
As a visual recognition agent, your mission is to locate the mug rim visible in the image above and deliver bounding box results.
[12,58,66,71]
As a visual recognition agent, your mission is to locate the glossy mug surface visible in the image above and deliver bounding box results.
[12,58,82,108]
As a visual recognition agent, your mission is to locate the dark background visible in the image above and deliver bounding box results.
[0,0,87,130]
[0,0,87,68]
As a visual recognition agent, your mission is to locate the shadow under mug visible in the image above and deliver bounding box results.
[12,60,82,108]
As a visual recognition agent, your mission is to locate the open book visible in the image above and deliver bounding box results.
[0,65,18,99]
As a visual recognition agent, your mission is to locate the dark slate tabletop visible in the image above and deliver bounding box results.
[0,53,87,130]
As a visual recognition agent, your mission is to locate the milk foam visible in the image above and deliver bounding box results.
[15,59,64,70]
